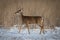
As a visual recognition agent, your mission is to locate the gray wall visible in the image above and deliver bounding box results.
[0,0,60,27]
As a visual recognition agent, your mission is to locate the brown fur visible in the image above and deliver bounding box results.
[21,15,44,34]
[15,9,44,34]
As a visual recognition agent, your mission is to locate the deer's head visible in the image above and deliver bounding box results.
[15,8,23,16]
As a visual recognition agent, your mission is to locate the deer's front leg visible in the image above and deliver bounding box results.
[26,21,30,34]
[19,26,21,33]
[18,25,21,33]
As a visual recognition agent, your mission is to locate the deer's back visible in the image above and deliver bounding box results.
[22,16,41,24]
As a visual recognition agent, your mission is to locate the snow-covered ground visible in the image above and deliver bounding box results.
[0,26,60,40]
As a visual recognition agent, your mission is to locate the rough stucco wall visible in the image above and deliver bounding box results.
[0,0,60,27]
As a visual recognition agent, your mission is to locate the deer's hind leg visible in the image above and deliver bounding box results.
[40,21,44,34]
[26,20,30,34]
[36,18,41,34]
[37,18,44,34]
[40,25,44,34]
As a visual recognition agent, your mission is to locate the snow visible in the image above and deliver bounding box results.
[0,26,60,40]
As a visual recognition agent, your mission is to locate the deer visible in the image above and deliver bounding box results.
[15,8,44,34]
